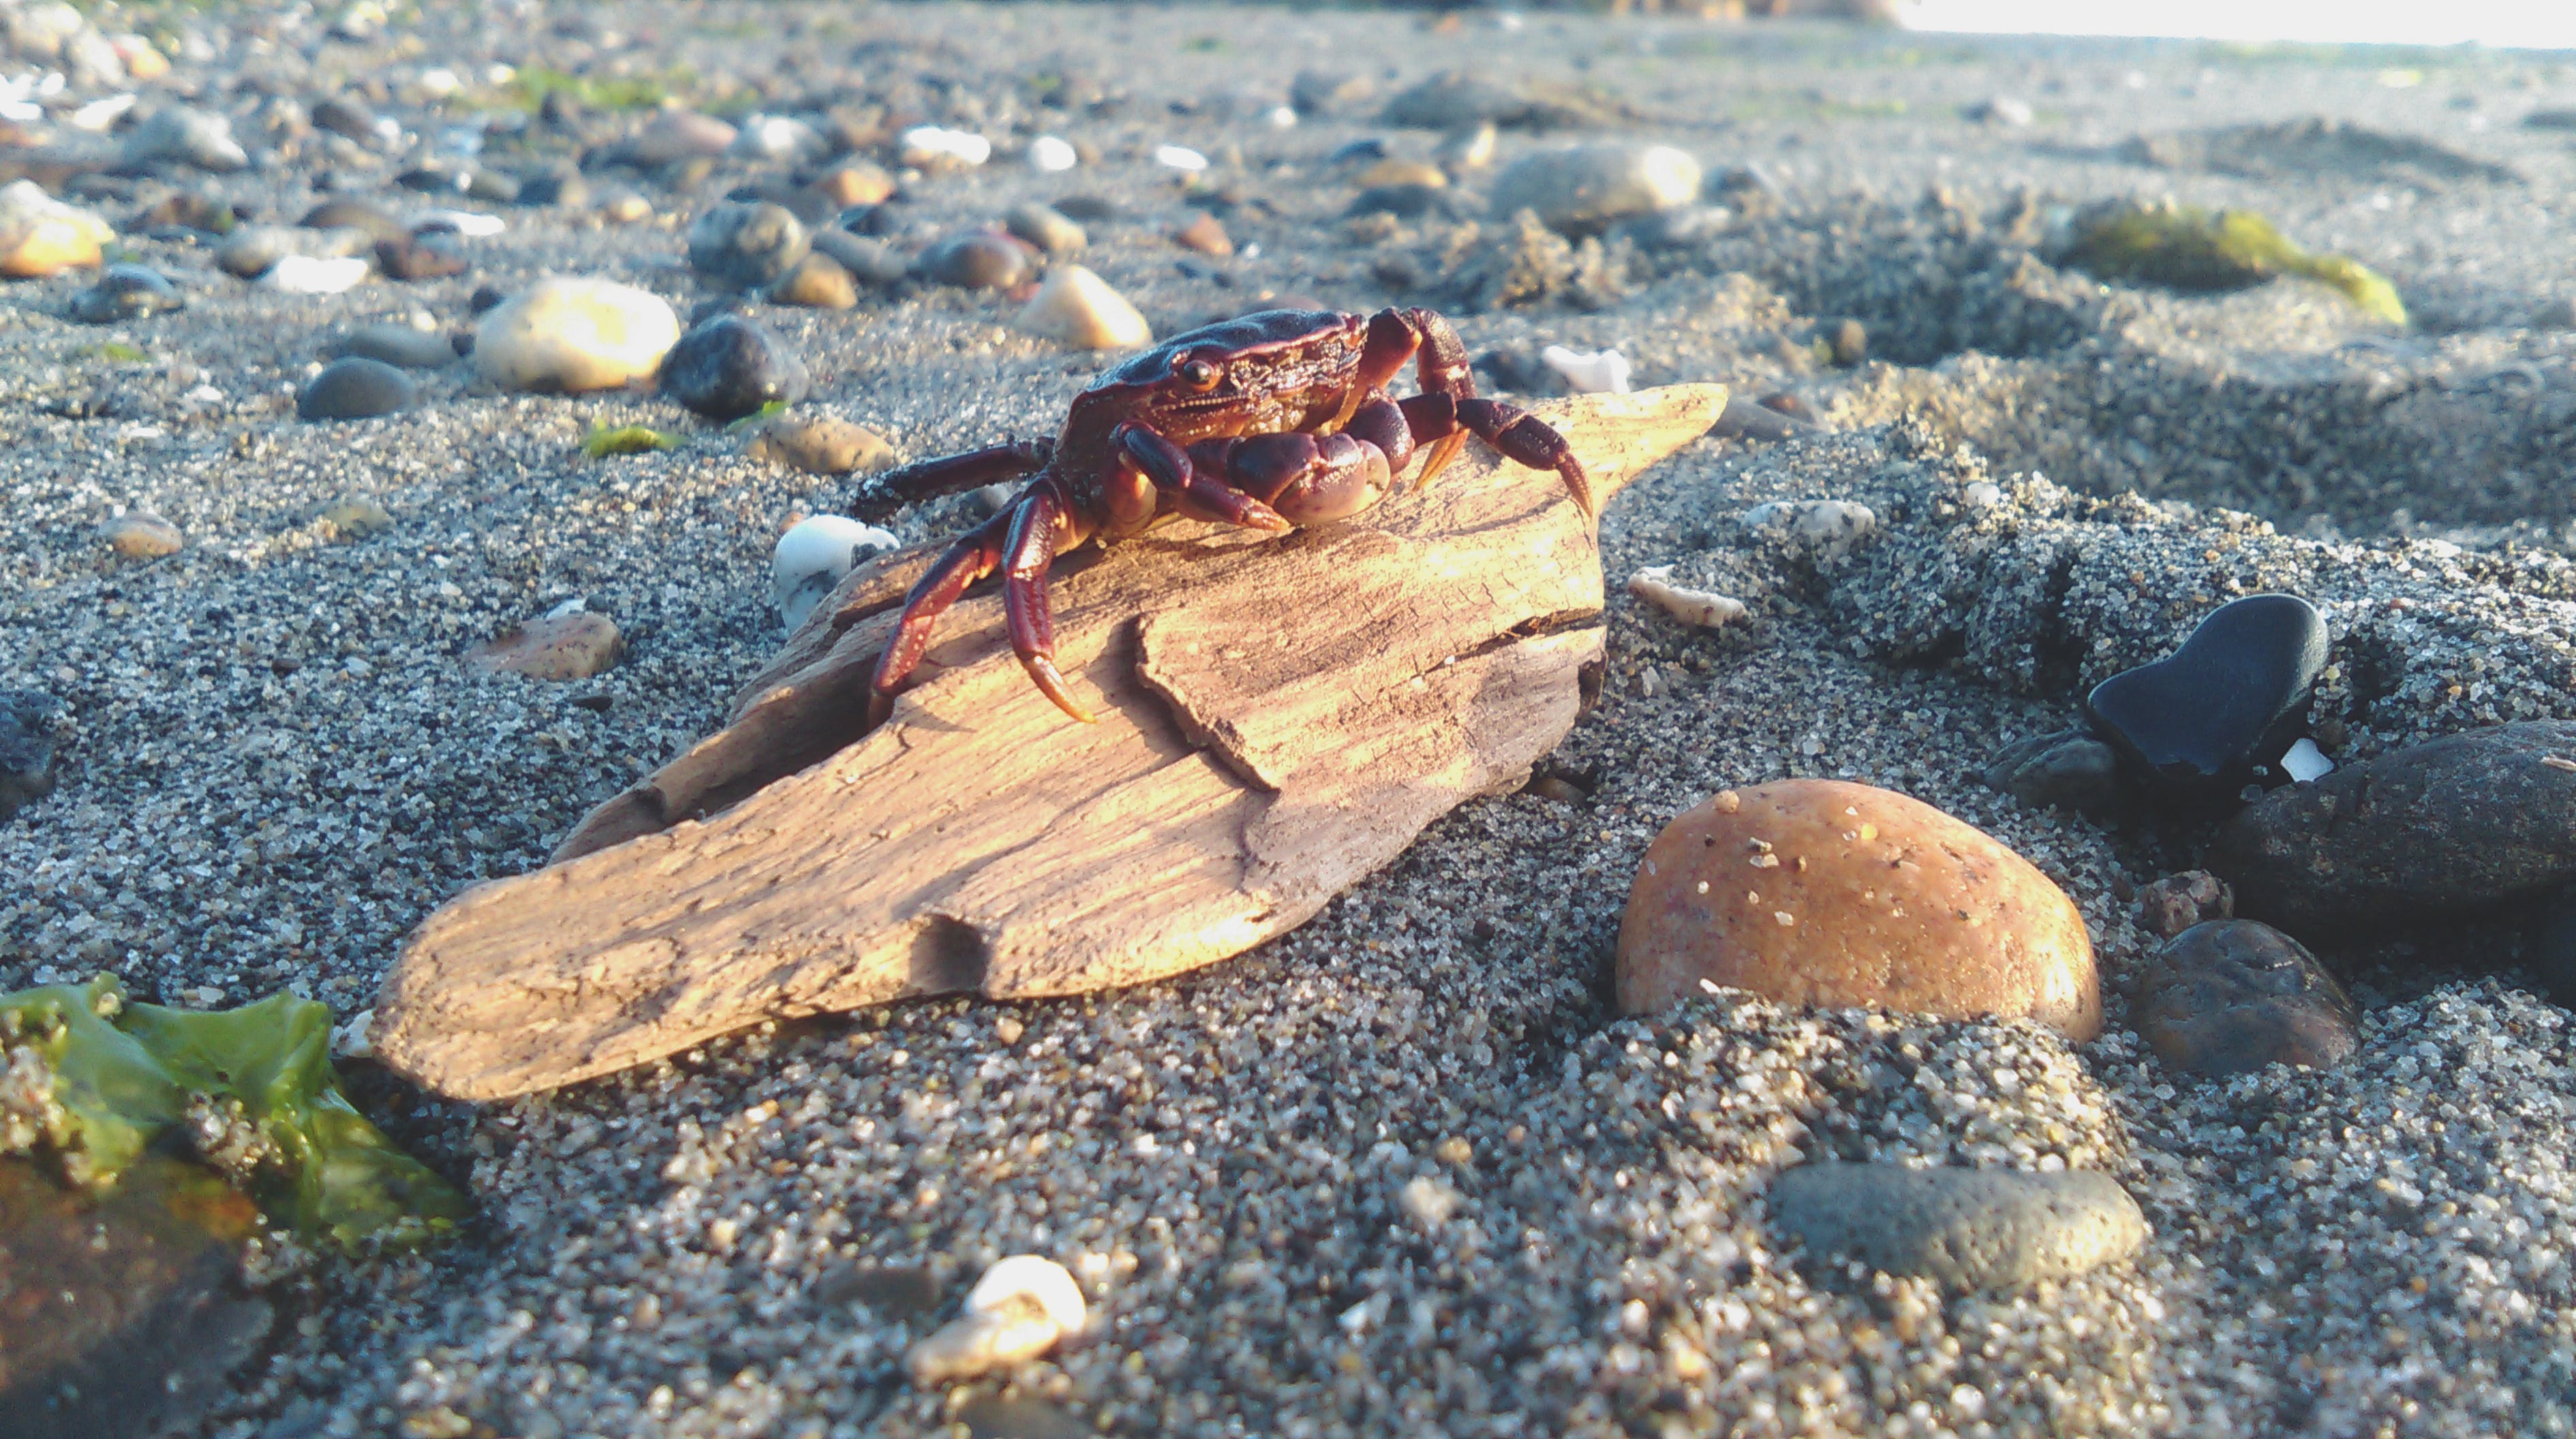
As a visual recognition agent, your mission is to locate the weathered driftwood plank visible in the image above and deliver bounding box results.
[375,384,1728,1100]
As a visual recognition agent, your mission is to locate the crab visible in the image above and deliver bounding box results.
[864,306,1591,723]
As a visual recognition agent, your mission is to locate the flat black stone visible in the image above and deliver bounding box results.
[296,356,417,421]
[2081,592,2327,805]
[661,315,810,421]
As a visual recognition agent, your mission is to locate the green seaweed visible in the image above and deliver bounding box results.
[722,400,787,435]
[0,975,467,1250]
[583,423,686,458]
[82,341,151,365]
[2061,202,2407,327]
[504,65,685,114]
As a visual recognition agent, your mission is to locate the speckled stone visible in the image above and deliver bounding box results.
[1769,1162,2149,1290]
[2136,870,2233,939]
[1616,779,2101,1038]
[67,263,182,324]
[686,202,810,289]
[2135,919,2359,1077]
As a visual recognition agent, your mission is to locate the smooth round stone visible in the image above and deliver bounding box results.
[1015,264,1152,350]
[469,611,623,681]
[746,414,892,476]
[1769,1163,2148,1291]
[2081,593,2328,806]
[1171,212,1233,257]
[373,234,466,281]
[660,314,810,421]
[1290,69,1377,115]
[68,263,181,323]
[124,106,246,171]
[1382,71,1527,129]
[1490,142,1702,235]
[628,110,737,166]
[473,277,681,393]
[0,689,63,823]
[687,202,810,290]
[916,232,1031,290]
[310,95,379,142]
[766,251,856,309]
[296,200,408,245]
[1616,779,2101,1038]
[2136,919,2359,1077]
[1004,202,1086,256]
[810,230,908,287]
[809,161,895,209]
[103,511,181,559]
[1981,726,2121,817]
[0,181,110,277]
[327,322,455,369]
[2136,869,2233,939]
[297,356,416,420]
[215,224,295,278]
[2209,719,2576,933]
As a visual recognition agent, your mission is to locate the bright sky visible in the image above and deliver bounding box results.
[1901,0,2576,50]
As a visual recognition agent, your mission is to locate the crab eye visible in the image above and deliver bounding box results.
[1176,356,1223,390]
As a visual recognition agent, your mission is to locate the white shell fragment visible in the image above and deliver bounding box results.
[1154,144,1209,171]
[1539,344,1633,395]
[1742,498,1878,561]
[773,514,898,632]
[900,125,990,168]
[1627,566,1745,629]
[906,1254,1086,1386]
[2281,737,2334,783]
[1027,134,1079,172]
[262,254,372,294]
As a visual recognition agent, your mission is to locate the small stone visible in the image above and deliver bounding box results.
[1016,264,1152,350]
[215,225,294,279]
[766,251,856,309]
[1768,1164,2148,1290]
[2209,719,2576,933]
[728,114,825,164]
[1616,779,2100,1038]
[1741,499,1877,561]
[1382,71,1529,130]
[686,202,810,290]
[470,610,623,681]
[907,1255,1084,1386]
[473,277,681,393]
[747,416,892,476]
[515,168,590,210]
[772,514,899,631]
[1489,142,1701,235]
[327,322,455,369]
[319,498,395,539]
[917,232,1032,290]
[0,181,110,277]
[1171,211,1233,256]
[900,125,992,170]
[296,200,408,245]
[311,95,380,142]
[2081,593,2328,807]
[103,510,182,559]
[67,263,181,323]
[297,356,417,420]
[1026,135,1079,172]
[602,191,654,224]
[1004,202,1086,256]
[1345,184,1452,220]
[262,255,372,294]
[1356,158,1447,190]
[2136,870,2233,939]
[1291,69,1377,115]
[374,234,467,281]
[1967,95,2035,127]
[1627,566,1743,629]
[2135,919,2359,1077]
[1980,726,2122,817]
[661,314,810,421]
[810,230,909,287]
[0,690,63,822]
[1827,318,1868,367]
[1433,121,1498,174]
[629,110,737,166]
[810,161,895,209]
[124,106,246,172]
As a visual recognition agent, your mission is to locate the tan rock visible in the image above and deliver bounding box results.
[1171,211,1233,257]
[1615,779,2100,1038]
[746,414,893,475]
[766,251,856,309]
[0,180,110,278]
[809,161,895,208]
[1015,264,1152,351]
[472,277,679,394]
[1358,158,1448,189]
[468,611,623,681]
[102,510,181,559]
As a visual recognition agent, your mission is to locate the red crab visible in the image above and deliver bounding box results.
[863,306,1590,723]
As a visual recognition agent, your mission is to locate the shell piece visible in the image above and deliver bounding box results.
[1627,565,1745,628]
[772,515,897,632]
[968,1254,1086,1331]
[906,1254,1086,1385]
[1540,344,1633,395]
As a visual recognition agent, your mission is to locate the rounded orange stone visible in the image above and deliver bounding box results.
[1615,779,2100,1038]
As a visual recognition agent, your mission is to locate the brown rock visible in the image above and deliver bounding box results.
[1357,158,1448,190]
[808,161,895,208]
[2135,919,2358,1077]
[746,414,892,475]
[2136,870,2232,939]
[1615,779,2100,1038]
[767,251,857,309]
[1172,211,1233,257]
[468,610,622,681]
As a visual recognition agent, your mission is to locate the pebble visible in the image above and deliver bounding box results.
[660,314,811,421]
[1171,211,1232,257]
[900,125,991,169]
[2080,593,2327,807]
[1015,264,1152,350]
[809,230,909,288]
[0,181,110,277]
[1827,317,1868,367]
[772,514,898,631]
[102,510,183,559]
[728,114,825,164]
[809,161,895,208]
[1768,1163,2149,1290]
[1382,70,1527,130]
[297,200,410,245]
[262,255,373,294]
[1967,95,2036,127]
[1026,135,1079,172]
[1741,498,1877,561]
[319,498,396,539]
[1356,158,1447,190]
[124,105,247,172]
[215,225,298,279]
[468,610,624,681]
[1616,779,2100,1038]
[916,232,1032,290]
[686,202,810,290]
[766,252,856,309]
[2136,870,2233,939]
[746,414,892,476]
[0,689,62,823]
[2209,719,2576,933]
[1538,343,1630,394]
[412,209,508,240]
[906,1254,1084,1385]
[311,95,380,143]
[1004,201,1086,256]
[1627,566,1744,628]
[374,234,467,281]
[1153,144,1208,172]
[1490,142,1702,235]
[2135,919,2360,1077]
[628,110,737,166]
[1980,726,2122,816]
[472,277,681,393]
[1290,69,1377,114]
[327,322,456,370]
[1345,184,1452,220]
[1434,121,1499,174]
[296,356,417,420]
[515,168,590,209]
[67,263,182,324]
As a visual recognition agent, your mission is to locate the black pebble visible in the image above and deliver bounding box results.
[296,356,418,421]
[2081,593,2327,807]
[661,315,810,421]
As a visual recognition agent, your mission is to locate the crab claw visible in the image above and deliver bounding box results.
[1022,653,1096,724]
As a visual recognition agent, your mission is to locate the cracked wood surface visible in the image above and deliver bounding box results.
[374,384,1728,1100]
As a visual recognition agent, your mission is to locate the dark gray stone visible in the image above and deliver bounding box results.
[661,315,809,421]
[327,323,456,370]
[686,202,809,289]
[0,690,61,822]
[67,264,183,324]
[2136,919,2359,1077]
[1982,726,2122,816]
[810,229,908,286]
[296,357,417,421]
[1768,1162,2147,1291]
[2082,593,2327,807]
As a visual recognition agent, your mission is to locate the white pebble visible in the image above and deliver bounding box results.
[262,254,371,294]
[1266,106,1298,129]
[900,125,990,168]
[968,1254,1088,1332]
[1154,144,1209,171]
[1539,344,1632,395]
[2282,737,2334,783]
[413,208,506,238]
[1627,566,1745,629]
[773,515,897,631]
[473,277,681,393]
[1027,134,1078,172]
[1962,480,2003,508]
[69,93,134,131]
[416,66,459,99]
[907,1254,1085,1384]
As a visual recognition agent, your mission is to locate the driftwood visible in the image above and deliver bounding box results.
[374,384,1729,1100]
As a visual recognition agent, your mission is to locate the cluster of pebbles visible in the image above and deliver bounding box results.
[3,0,2576,1435]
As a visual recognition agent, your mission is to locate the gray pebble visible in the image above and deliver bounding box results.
[1004,201,1086,256]
[0,689,62,823]
[296,200,409,246]
[686,202,810,290]
[125,106,247,172]
[660,314,810,421]
[68,264,183,324]
[1982,726,2122,816]
[296,356,418,421]
[809,229,908,286]
[2136,919,2359,1077]
[1769,1162,2149,1290]
[327,323,457,370]
[916,232,1031,291]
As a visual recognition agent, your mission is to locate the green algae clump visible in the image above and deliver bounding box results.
[583,422,686,458]
[0,975,466,1250]
[2061,200,2407,327]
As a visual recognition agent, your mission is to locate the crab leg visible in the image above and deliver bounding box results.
[1193,431,1395,526]
[869,504,1016,715]
[1115,424,1293,533]
[1456,397,1593,516]
[998,483,1097,724]
[850,439,1054,521]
